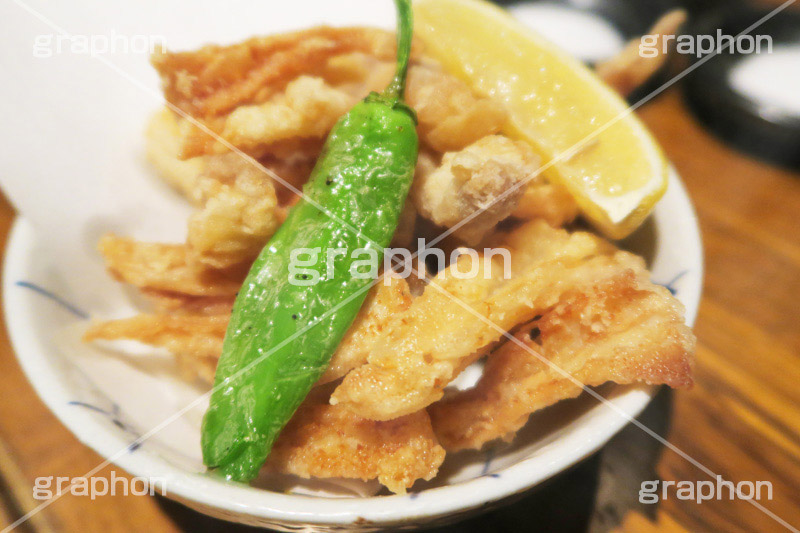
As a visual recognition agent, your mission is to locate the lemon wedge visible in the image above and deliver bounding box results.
[414,0,668,238]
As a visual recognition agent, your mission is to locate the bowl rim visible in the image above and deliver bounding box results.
[2,169,702,527]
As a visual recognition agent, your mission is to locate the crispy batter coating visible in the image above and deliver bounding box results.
[152,27,399,118]
[319,276,413,384]
[320,51,396,97]
[146,107,318,203]
[265,389,445,494]
[596,10,687,97]
[412,135,538,244]
[512,180,579,228]
[172,59,508,159]
[145,109,208,198]
[98,236,243,296]
[429,267,695,450]
[144,117,298,271]
[330,252,508,419]
[153,27,399,158]
[187,156,283,270]
[405,65,508,152]
[153,25,506,158]
[143,291,234,316]
[84,314,227,359]
[85,278,412,387]
[85,313,222,384]
[330,222,628,421]
[218,76,355,155]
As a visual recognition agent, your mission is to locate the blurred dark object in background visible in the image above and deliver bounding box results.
[683,6,800,170]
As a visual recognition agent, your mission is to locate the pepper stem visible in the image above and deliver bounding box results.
[383,0,413,100]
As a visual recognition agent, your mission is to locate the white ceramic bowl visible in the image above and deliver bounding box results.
[0,1,702,529]
[3,168,701,531]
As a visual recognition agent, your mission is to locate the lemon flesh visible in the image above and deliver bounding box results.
[414,0,668,238]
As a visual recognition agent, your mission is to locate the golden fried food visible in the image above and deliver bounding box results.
[84,314,227,359]
[321,55,510,152]
[153,25,506,158]
[330,251,508,419]
[146,108,317,205]
[331,222,637,421]
[219,76,355,155]
[143,291,234,316]
[152,27,399,118]
[174,59,509,159]
[266,388,445,494]
[144,117,300,270]
[84,311,227,384]
[512,180,579,228]
[98,236,243,296]
[187,156,283,270]
[85,23,698,493]
[405,65,508,152]
[320,51,396,96]
[412,135,539,244]
[319,276,413,384]
[85,278,413,387]
[596,10,687,97]
[145,109,208,198]
[430,266,695,450]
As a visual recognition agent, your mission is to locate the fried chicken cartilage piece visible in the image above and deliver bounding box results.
[330,222,630,421]
[145,109,209,198]
[318,275,413,384]
[331,252,509,419]
[265,389,445,494]
[147,112,314,270]
[512,180,579,228]
[429,266,695,451]
[99,236,243,296]
[405,65,508,153]
[412,135,539,244]
[218,75,355,155]
[596,10,687,97]
[84,314,228,358]
[146,109,317,207]
[84,277,413,386]
[187,156,283,270]
[152,27,399,118]
[153,27,400,158]
[153,26,507,158]
[177,61,508,158]
[143,291,234,316]
[83,312,226,383]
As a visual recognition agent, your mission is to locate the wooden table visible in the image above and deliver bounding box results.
[0,88,798,533]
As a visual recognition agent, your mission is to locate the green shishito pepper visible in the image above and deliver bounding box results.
[201,0,418,482]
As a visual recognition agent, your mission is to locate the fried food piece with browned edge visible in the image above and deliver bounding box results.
[84,277,413,386]
[430,266,695,451]
[331,222,633,421]
[152,26,507,158]
[98,236,243,296]
[187,155,284,270]
[412,135,539,244]
[265,388,445,494]
[218,76,355,155]
[596,10,687,97]
[511,180,579,228]
[318,276,414,384]
[152,27,399,118]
